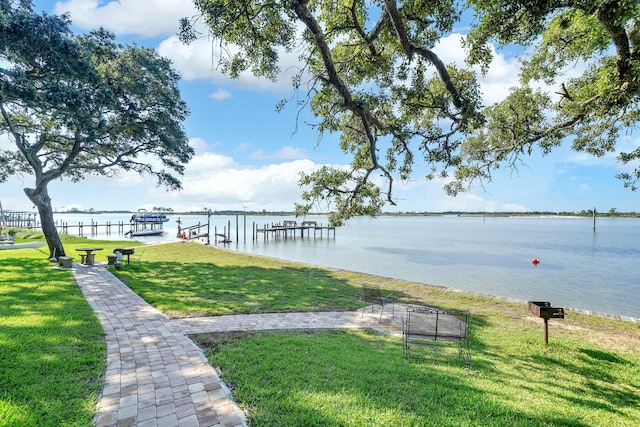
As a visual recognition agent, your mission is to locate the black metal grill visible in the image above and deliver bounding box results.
[114,248,135,256]
[528,301,564,346]
[114,248,135,265]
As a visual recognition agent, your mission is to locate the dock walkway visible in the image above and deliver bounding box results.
[256,220,336,240]
[73,263,402,427]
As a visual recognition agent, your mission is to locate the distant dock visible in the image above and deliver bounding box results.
[59,220,130,236]
[256,220,336,241]
[3,211,145,237]
[4,211,336,243]
[2,211,39,228]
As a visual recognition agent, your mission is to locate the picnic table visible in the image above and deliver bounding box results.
[75,247,103,265]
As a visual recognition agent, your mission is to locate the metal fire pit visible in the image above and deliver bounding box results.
[528,301,564,346]
[114,248,135,265]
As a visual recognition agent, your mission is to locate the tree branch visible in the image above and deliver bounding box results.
[292,0,394,204]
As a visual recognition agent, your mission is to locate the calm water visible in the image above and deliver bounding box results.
[56,213,640,319]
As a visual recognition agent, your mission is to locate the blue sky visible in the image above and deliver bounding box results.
[1,0,639,214]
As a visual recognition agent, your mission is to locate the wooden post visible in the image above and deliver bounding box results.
[543,318,549,346]
[592,207,597,231]
[206,210,211,245]
[236,214,239,243]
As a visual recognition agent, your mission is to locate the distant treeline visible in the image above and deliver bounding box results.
[384,210,640,217]
[55,209,639,218]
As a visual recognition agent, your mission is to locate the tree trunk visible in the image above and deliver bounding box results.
[24,187,65,258]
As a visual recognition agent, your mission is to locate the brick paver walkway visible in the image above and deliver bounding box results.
[73,263,403,427]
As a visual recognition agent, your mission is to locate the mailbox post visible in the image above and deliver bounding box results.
[528,301,565,346]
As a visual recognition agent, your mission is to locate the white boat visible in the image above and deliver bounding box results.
[0,235,15,245]
[126,228,164,237]
[130,209,170,224]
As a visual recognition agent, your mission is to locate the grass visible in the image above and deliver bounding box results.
[112,242,640,427]
[0,239,106,427]
[2,238,639,426]
[194,329,639,426]
[112,242,364,316]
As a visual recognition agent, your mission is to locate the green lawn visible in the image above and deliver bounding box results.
[0,240,105,427]
[195,329,639,426]
[112,242,364,316]
[2,238,639,426]
[114,242,640,427]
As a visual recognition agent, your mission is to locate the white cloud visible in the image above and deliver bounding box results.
[500,203,530,212]
[185,152,237,176]
[148,156,318,211]
[54,0,198,37]
[157,36,227,82]
[238,142,251,152]
[433,33,520,106]
[188,137,212,155]
[51,0,305,93]
[249,149,265,160]
[208,89,232,101]
[157,35,302,92]
[383,176,500,213]
[433,33,468,64]
[250,146,308,160]
[276,146,308,160]
[479,48,521,104]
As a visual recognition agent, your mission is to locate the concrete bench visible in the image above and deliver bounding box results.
[106,254,123,268]
[58,256,74,268]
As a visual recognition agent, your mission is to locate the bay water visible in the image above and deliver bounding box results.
[54,213,640,319]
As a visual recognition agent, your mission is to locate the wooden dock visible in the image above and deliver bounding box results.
[256,220,336,240]
[60,220,130,236]
[2,211,39,228]
[4,211,337,243]
[4,211,133,237]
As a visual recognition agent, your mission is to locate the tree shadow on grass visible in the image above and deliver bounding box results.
[113,260,369,317]
[0,257,90,317]
[461,328,640,426]
[524,348,640,416]
[0,257,105,426]
[109,250,638,425]
[193,329,597,427]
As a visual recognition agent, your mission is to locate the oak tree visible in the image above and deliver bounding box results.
[1,0,193,257]
[183,0,639,225]
[457,0,640,195]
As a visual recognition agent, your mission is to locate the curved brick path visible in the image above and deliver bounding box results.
[73,263,403,427]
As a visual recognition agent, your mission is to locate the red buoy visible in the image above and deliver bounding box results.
[531,258,540,265]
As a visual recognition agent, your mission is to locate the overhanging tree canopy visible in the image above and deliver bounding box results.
[183,0,639,225]
[1,0,193,257]
[458,0,640,195]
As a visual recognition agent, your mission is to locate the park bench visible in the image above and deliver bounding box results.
[361,285,394,321]
[403,306,471,367]
[58,256,74,268]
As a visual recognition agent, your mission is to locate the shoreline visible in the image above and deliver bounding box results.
[181,239,640,323]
